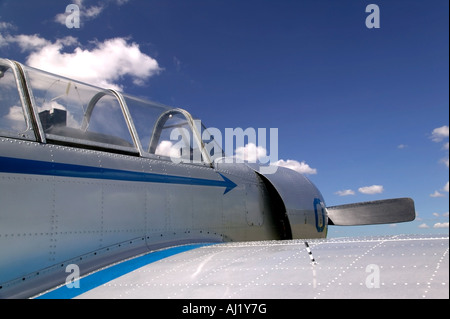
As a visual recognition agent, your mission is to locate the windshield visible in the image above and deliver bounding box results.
[123,94,221,164]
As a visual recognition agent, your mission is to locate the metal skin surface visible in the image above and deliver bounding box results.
[0,59,326,298]
[73,235,449,299]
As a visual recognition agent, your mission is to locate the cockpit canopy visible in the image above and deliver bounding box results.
[0,58,220,165]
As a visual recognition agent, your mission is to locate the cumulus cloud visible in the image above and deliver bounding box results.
[431,125,449,142]
[430,126,449,169]
[30,37,161,90]
[232,144,317,175]
[3,33,161,90]
[235,143,268,163]
[2,34,58,52]
[274,159,317,175]
[155,140,180,158]
[358,185,384,195]
[430,182,450,198]
[0,21,16,32]
[335,189,355,196]
[418,211,449,230]
[336,185,387,196]
[427,126,450,195]
[430,190,445,198]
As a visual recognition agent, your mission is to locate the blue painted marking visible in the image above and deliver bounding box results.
[0,156,237,194]
[36,244,212,299]
[314,198,326,233]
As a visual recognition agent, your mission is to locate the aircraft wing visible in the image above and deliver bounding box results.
[36,234,449,299]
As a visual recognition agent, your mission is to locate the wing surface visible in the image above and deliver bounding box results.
[37,234,448,299]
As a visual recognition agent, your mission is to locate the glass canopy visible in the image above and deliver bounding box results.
[0,58,221,166]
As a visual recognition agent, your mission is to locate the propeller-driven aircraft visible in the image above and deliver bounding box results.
[1,58,441,300]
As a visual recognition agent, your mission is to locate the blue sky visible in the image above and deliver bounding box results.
[1,0,448,237]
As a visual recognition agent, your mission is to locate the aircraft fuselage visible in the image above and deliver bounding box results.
[0,58,326,298]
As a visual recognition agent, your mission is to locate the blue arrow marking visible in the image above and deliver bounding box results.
[0,156,237,194]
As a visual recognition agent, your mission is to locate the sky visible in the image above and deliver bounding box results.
[1,0,448,237]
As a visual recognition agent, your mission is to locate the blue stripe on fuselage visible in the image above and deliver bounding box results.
[0,156,237,193]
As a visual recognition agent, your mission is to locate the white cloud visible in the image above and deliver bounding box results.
[397,144,408,149]
[418,223,430,229]
[85,5,105,19]
[444,182,449,193]
[155,140,180,158]
[430,190,445,198]
[335,189,355,196]
[358,185,384,195]
[431,125,449,142]
[274,159,317,175]
[441,157,449,168]
[235,143,268,162]
[428,126,449,169]
[4,34,162,90]
[443,212,449,217]
[433,222,449,229]
[3,105,27,131]
[0,21,15,31]
[415,212,423,221]
[2,34,55,52]
[231,144,317,175]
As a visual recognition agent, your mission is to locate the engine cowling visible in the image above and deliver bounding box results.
[248,165,328,239]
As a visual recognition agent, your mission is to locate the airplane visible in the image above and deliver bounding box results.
[1,57,445,300]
